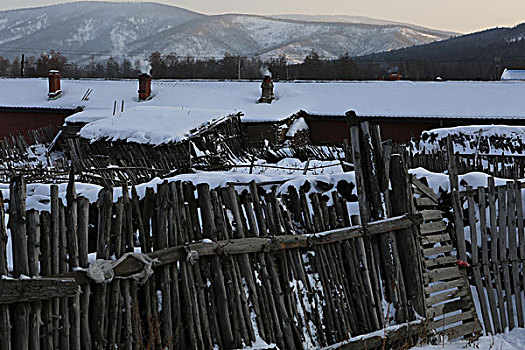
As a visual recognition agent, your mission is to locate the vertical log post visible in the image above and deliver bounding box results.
[91,188,112,350]
[447,135,467,261]
[50,185,60,348]
[27,210,41,350]
[344,110,381,329]
[77,197,92,350]
[390,155,426,318]
[9,175,29,350]
[0,191,11,350]
[66,169,81,350]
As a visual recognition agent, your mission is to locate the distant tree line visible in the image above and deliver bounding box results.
[0,48,523,81]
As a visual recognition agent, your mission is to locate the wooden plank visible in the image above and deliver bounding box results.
[488,178,498,262]
[420,233,452,246]
[330,321,424,350]
[420,221,447,235]
[497,186,507,263]
[426,286,469,306]
[447,136,467,261]
[502,264,515,330]
[0,191,10,350]
[508,182,524,327]
[421,209,443,221]
[427,298,471,319]
[424,266,463,284]
[0,278,79,304]
[423,245,454,257]
[507,182,518,261]
[442,321,481,340]
[425,279,465,295]
[472,266,493,334]
[428,310,477,330]
[478,187,489,266]
[424,255,457,269]
[416,197,438,208]
[412,177,439,203]
[482,264,502,333]
[512,262,524,327]
[10,175,29,350]
[467,187,479,264]
[515,180,525,260]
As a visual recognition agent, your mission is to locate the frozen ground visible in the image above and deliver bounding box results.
[414,327,525,349]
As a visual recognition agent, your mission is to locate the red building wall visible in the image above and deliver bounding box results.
[306,117,525,144]
[0,109,77,140]
[307,119,442,144]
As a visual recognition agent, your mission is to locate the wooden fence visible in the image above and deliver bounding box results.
[448,178,525,336]
[407,149,525,178]
[0,162,427,350]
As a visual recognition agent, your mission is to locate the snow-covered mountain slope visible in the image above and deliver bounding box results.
[0,1,453,62]
[0,1,202,59]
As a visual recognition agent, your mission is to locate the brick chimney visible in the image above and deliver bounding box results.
[48,70,62,99]
[259,75,274,104]
[138,73,152,101]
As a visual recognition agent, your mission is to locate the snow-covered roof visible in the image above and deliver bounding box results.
[501,68,525,81]
[3,78,525,138]
[78,106,236,145]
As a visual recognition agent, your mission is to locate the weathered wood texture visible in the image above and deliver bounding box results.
[68,113,246,187]
[0,170,428,349]
[412,178,482,341]
[453,178,525,336]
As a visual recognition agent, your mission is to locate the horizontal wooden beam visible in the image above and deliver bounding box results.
[0,278,79,304]
[61,213,422,285]
[325,320,424,350]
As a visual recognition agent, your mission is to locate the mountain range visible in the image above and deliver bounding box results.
[0,1,455,63]
[361,23,525,63]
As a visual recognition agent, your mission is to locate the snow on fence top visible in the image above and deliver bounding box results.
[0,166,357,213]
[3,78,525,125]
[413,125,525,155]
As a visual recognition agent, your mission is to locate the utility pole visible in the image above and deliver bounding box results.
[494,56,501,81]
[21,54,24,77]
[237,56,242,81]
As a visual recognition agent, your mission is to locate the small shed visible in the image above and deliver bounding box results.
[68,107,245,185]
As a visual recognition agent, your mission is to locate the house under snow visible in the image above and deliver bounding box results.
[501,68,525,81]
[3,74,525,146]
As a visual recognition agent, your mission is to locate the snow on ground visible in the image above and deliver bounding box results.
[413,125,525,155]
[414,327,525,349]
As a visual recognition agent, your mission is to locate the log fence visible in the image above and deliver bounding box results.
[407,149,525,179]
[0,162,426,350]
[446,177,525,336]
[0,116,499,349]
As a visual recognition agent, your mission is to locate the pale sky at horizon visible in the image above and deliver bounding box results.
[0,0,523,34]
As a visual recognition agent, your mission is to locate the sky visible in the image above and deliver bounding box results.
[0,0,523,34]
